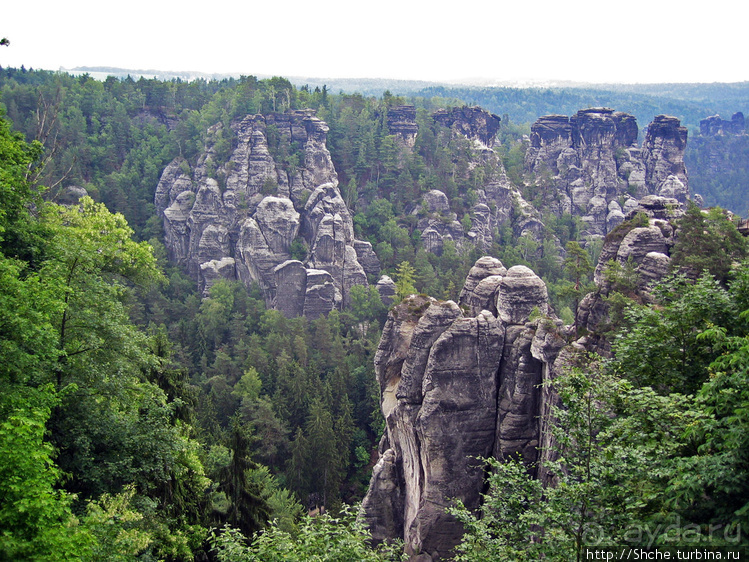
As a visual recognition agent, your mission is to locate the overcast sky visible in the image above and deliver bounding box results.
[3,0,747,84]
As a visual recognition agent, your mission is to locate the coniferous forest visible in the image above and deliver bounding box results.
[1,67,748,560]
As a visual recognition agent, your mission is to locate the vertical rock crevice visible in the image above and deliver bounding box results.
[155,111,371,316]
[361,260,560,561]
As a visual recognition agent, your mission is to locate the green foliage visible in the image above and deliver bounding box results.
[216,422,272,538]
[671,319,749,529]
[0,113,218,560]
[394,261,417,302]
[450,457,544,561]
[0,253,61,385]
[82,485,153,561]
[7,66,749,561]
[452,363,702,560]
[0,109,45,263]
[0,386,94,561]
[602,257,640,294]
[671,201,748,283]
[559,241,595,330]
[290,237,308,261]
[348,284,387,324]
[209,505,406,561]
[611,273,734,394]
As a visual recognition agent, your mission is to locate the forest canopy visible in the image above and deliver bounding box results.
[1,67,748,560]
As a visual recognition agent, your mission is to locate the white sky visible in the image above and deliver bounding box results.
[3,0,748,84]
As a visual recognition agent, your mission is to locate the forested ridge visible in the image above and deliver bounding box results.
[1,67,748,560]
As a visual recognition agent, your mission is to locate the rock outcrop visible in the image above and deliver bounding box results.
[524,108,690,240]
[376,275,397,308]
[382,105,546,256]
[360,199,688,559]
[360,258,568,561]
[432,106,502,148]
[387,105,419,148]
[155,110,374,315]
[700,112,745,136]
[575,195,685,354]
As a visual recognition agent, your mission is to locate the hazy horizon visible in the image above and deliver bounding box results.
[4,0,749,86]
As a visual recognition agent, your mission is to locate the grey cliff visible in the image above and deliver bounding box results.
[524,108,690,241]
[360,198,686,560]
[155,110,371,316]
[360,259,568,561]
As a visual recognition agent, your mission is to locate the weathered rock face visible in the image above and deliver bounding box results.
[432,106,502,148]
[360,110,699,559]
[576,195,684,354]
[524,108,690,240]
[387,105,419,148]
[458,256,506,316]
[384,105,545,256]
[155,110,372,316]
[700,112,745,136]
[414,189,465,256]
[641,115,689,201]
[361,203,685,559]
[376,275,397,308]
[360,259,567,561]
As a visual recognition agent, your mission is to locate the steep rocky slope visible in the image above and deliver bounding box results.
[155,105,693,324]
[359,260,567,560]
[359,198,687,561]
[155,105,549,310]
[685,112,749,213]
[391,105,547,254]
[155,110,375,316]
[524,108,688,240]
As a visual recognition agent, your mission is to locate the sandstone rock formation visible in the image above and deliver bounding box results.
[376,275,397,308]
[432,106,502,148]
[360,259,568,561]
[700,112,745,136]
[576,195,685,354]
[386,105,546,255]
[524,108,690,240]
[360,199,688,559]
[356,108,700,561]
[387,105,419,148]
[155,110,374,316]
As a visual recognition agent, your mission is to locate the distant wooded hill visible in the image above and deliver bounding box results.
[69,68,749,132]
[3,66,748,215]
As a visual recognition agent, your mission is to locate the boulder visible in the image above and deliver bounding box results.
[422,190,450,214]
[497,265,549,325]
[458,256,507,316]
[376,275,397,308]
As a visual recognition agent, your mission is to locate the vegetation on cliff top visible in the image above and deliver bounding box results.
[2,67,749,559]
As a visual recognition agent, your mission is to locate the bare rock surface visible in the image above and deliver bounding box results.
[155,111,368,316]
[524,109,690,238]
[376,275,397,308]
[361,200,687,559]
[360,261,564,561]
